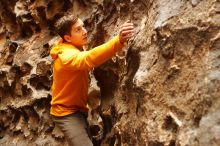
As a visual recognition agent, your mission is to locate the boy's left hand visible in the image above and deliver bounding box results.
[119,20,134,44]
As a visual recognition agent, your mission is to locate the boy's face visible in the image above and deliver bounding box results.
[64,19,88,48]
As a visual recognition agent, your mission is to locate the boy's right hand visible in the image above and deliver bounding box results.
[119,20,134,44]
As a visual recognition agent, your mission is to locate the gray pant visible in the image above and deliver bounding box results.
[52,112,93,146]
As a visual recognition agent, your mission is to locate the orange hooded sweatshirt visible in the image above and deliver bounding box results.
[50,36,124,116]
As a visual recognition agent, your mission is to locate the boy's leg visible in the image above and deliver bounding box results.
[52,112,93,146]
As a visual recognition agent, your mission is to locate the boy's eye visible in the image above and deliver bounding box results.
[76,28,81,32]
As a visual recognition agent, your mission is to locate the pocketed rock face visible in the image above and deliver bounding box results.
[0,0,220,146]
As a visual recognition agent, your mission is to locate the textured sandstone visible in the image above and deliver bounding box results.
[0,0,220,146]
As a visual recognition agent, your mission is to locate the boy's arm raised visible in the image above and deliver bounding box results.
[59,20,134,70]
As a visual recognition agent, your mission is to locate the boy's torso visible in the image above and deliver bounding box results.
[50,49,90,116]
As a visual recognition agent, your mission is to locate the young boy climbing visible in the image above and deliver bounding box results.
[50,15,134,146]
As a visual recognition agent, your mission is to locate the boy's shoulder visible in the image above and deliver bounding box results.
[50,43,79,59]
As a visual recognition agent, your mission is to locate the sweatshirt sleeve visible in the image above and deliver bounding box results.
[58,35,124,70]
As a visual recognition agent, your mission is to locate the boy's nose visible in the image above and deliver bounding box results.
[82,27,87,35]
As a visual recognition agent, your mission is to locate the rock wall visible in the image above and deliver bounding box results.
[0,0,220,146]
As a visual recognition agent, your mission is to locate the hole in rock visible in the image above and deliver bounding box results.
[162,115,178,132]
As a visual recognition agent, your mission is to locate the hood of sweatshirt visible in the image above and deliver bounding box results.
[50,39,77,59]
[50,38,64,59]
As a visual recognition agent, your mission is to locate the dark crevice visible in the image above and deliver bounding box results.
[48,13,64,33]
[21,108,29,122]
[10,65,23,77]
[11,109,21,124]
[101,115,113,139]
[32,96,51,110]
[29,74,51,90]
[168,140,176,146]
[162,116,178,133]
[41,43,50,58]
[6,54,14,65]
[134,87,145,115]
[109,135,116,146]
[63,0,73,11]
[148,141,164,146]
[35,25,41,33]
[20,24,33,38]
[21,62,33,75]
[91,125,101,146]
[125,47,140,88]
[22,85,33,97]
[37,6,47,24]
[8,42,18,53]
[90,125,100,137]
[94,68,119,99]
[47,1,53,11]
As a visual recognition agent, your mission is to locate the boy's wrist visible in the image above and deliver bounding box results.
[118,35,127,46]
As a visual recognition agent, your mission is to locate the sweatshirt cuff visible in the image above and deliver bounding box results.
[115,35,126,50]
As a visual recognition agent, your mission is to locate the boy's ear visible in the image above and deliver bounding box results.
[64,35,71,42]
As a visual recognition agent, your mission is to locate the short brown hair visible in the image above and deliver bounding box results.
[55,15,78,38]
